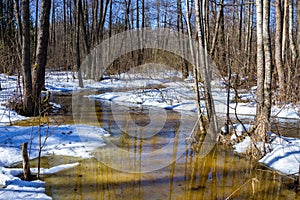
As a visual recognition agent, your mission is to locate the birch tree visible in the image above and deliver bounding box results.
[253,0,272,156]
[194,0,218,134]
[274,0,285,101]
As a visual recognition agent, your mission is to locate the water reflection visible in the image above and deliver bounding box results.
[44,97,298,199]
[45,146,297,199]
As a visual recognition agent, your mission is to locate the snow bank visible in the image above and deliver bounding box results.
[0,124,109,167]
[228,125,300,176]
[0,163,79,200]
[0,124,109,199]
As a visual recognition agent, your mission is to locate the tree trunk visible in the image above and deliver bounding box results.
[185,0,204,133]
[275,0,285,101]
[177,0,188,78]
[32,0,51,115]
[34,0,38,61]
[21,0,33,116]
[109,0,113,37]
[262,0,272,122]
[255,0,264,118]
[254,0,271,156]
[75,0,84,88]
[14,0,22,59]
[288,1,297,68]
[21,142,32,181]
[194,0,218,134]
[210,0,223,57]
[282,0,288,62]
[297,0,300,59]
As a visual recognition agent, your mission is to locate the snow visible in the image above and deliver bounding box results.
[233,136,252,153]
[259,133,300,175]
[0,69,300,199]
[0,124,109,199]
[0,125,109,167]
[0,163,79,200]
[231,128,300,176]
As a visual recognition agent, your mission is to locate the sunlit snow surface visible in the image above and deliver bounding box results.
[0,71,300,199]
[230,124,300,176]
[0,124,109,199]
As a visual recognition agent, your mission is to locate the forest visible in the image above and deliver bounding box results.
[0,0,300,199]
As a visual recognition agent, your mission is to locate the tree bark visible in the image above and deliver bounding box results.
[194,0,218,134]
[288,0,297,67]
[282,0,288,62]
[14,0,22,59]
[262,0,272,122]
[21,0,33,116]
[297,0,300,59]
[21,142,32,181]
[34,0,38,61]
[75,0,84,88]
[32,0,51,115]
[255,0,264,118]
[210,0,223,57]
[254,0,271,154]
[275,0,285,101]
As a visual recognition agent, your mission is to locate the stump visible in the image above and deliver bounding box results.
[21,142,32,181]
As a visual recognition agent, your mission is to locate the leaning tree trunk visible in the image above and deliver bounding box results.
[194,0,218,134]
[21,0,33,116]
[32,0,51,115]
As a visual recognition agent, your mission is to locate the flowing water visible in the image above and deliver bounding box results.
[20,92,300,199]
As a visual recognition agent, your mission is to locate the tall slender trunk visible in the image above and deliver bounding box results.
[288,0,297,67]
[282,0,288,62]
[238,0,243,51]
[14,0,22,59]
[177,0,188,78]
[275,0,285,101]
[262,0,272,122]
[109,0,112,37]
[254,0,271,151]
[75,0,84,88]
[194,0,217,133]
[21,0,33,115]
[255,0,264,118]
[185,0,204,132]
[210,0,223,57]
[32,0,51,115]
[34,0,38,61]
[297,0,300,59]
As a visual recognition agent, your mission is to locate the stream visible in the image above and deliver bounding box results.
[23,92,300,199]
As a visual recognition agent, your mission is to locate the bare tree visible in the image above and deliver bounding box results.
[274,0,285,101]
[297,0,300,58]
[32,0,52,114]
[75,0,84,88]
[253,0,272,156]
[282,0,288,62]
[288,0,297,68]
[21,0,33,115]
[194,0,218,134]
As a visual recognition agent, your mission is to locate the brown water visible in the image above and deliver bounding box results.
[35,92,300,200]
